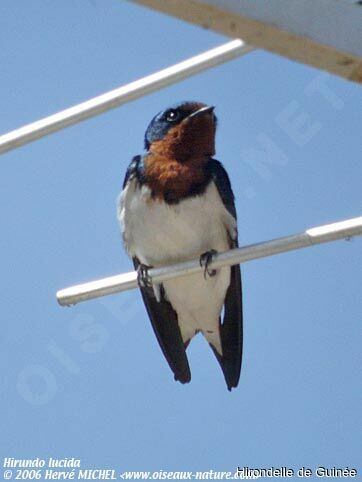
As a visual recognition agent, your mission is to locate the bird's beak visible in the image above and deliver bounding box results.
[187,105,215,120]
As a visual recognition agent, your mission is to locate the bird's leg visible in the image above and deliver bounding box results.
[137,263,153,288]
[199,249,218,279]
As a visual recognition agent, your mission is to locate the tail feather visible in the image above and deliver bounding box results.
[210,343,240,391]
[210,264,243,391]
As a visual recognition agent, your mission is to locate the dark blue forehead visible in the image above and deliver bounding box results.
[144,101,204,150]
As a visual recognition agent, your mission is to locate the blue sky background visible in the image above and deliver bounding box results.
[1,0,361,479]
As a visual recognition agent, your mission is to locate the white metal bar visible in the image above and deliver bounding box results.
[57,216,362,307]
[0,39,253,155]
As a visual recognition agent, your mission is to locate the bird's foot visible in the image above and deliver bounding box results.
[137,263,153,288]
[199,249,218,279]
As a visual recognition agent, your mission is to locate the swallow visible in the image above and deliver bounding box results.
[118,101,243,390]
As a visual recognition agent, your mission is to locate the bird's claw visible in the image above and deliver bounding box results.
[137,264,152,288]
[199,249,218,279]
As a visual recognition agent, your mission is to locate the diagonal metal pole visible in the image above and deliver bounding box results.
[0,39,253,155]
[57,216,362,307]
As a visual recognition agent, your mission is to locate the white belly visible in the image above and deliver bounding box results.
[118,180,237,353]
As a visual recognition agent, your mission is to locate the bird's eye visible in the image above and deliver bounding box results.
[165,110,179,122]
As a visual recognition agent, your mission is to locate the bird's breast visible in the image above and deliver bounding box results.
[118,179,236,266]
[142,153,209,201]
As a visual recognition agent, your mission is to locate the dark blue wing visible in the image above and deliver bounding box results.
[133,258,191,385]
[208,159,243,390]
[208,158,237,221]
[122,155,141,189]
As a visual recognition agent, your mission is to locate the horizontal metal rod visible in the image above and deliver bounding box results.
[0,39,253,155]
[57,216,362,307]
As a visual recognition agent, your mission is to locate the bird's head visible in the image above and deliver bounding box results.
[144,101,217,161]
